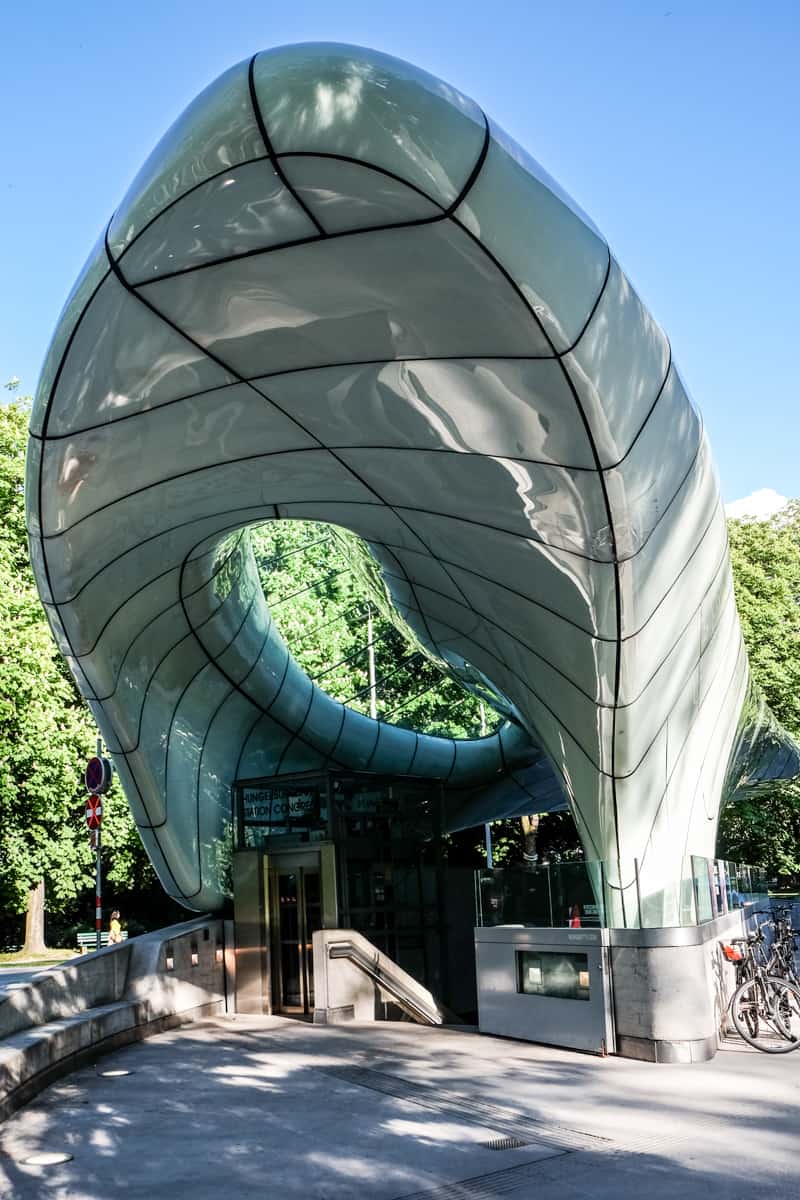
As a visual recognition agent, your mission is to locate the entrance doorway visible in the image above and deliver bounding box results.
[269,852,322,1015]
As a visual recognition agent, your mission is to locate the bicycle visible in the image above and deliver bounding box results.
[722,924,800,1053]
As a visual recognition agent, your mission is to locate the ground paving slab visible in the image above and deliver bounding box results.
[0,1016,798,1198]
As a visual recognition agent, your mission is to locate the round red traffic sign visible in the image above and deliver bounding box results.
[85,756,112,795]
[86,795,103,829]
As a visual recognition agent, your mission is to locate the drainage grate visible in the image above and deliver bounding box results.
[486,1136,526,1151]
[320,1065,607,1153]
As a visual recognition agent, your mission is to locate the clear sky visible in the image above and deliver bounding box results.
[2,0,797,501]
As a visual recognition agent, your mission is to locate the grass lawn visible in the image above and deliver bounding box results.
[0,949,75,968]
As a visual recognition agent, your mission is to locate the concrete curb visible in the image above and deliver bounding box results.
[0,917,227,1122]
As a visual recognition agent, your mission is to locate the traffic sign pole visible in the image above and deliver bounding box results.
[95,821,102,952]
[84,741,112,953]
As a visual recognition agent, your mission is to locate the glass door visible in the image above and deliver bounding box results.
[272,856,321,1015]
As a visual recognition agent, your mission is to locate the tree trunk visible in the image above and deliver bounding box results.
[23,879,47,956]
[520,815,541,865]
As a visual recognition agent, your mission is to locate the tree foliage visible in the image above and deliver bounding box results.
[0,398,151,936]
[250,521,493,738]
[718,503,800,881]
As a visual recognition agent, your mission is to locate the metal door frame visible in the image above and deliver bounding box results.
[266,845,337,1015]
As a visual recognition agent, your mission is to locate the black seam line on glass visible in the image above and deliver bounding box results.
[233,710,269,788]
[156,606,279,831]
[181,682,241,899]
[31,378,246,442]
[180,551,501,784]
[560,250,612,358]
[247,55,326,237]
[445,112,491,215]
[371,539,606,641]
[377,571,609,707]
[128,105,489,288]
[92,566,258,710]
[249,353,558,385]
[102,223,326,460]
[68,533,245,661]
[592,596,744,790]
[448,202,626,914]
[104,222,462,662]
[112,154,275,269]
[275,151,449,209]
[274,684,319,775]
[37,429,705,557]
[129,207,465,285]
[105,576,261,751]
[27,334,637,450]
[382,599,608,766]
[34,265,114,612]
[49,505,271,606]
[39,446,333,540]
[638,636,747,875]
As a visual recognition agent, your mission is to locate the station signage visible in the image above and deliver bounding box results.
[242,785,319,826]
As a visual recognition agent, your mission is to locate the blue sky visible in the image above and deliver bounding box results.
[2,0,797,501]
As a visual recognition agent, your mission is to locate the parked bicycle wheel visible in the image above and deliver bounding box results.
[731,975,800,1053]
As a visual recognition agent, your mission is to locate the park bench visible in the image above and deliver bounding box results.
[76,930,128,953]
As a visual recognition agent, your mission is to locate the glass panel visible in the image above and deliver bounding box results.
[368,721,418,776]
[76,566,182,690]
[278,155,440,233]
[108,59,265,257]
[122,637,208,819]
[45,450,370,595]
[45,272,235,440]
[120,159,317,284]
[334,447,610,561]
[604,365,702,558]
[31,233,109,435]
[141,220,551,380]
[237,714,293,789]
[456,120,608,353]
[618,549,731,707]
[260,357,593,468]
[105,605,189,751]
[394,510,617,639]
[517,951,591,1001]
[24,437,42,538]
[252,43,485,207]
[275,501,428,555]
[616,439,720,638]
[565,258,670,468]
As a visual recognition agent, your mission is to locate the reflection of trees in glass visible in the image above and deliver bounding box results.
[249,519,496,739]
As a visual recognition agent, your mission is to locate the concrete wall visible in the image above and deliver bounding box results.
[609,907,750,1062]
[312,929,445,1025]
[0,917,228,1121]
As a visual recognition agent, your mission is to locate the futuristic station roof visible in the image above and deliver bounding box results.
[26,44,798,925]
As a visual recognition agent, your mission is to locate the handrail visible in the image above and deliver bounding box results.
[326,937,445,1026]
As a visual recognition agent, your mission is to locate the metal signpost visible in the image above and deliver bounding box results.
[85,743,113,952]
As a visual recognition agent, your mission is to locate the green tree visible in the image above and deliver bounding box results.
[0,397,151,951]
[718,503,800,881]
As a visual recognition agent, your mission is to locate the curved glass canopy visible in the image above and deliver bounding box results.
[26,43,799,924]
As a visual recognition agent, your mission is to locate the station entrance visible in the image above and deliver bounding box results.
[231,770,476,1018]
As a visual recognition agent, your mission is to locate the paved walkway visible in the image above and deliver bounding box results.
[1,1017,798,1198]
